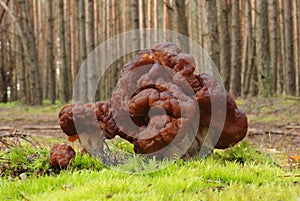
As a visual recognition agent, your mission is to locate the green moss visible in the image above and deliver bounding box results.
[0,142,299,201]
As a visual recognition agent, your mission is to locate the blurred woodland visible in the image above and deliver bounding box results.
[0,0,300,105]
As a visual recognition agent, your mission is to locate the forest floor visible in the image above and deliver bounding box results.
[238,97,300,168]
[0,97,299,163]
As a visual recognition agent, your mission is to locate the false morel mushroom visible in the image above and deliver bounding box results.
[50,144,76,168]
[58,42,248,159]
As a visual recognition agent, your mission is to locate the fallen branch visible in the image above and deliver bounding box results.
[0,127,14,131]
[282,174,300,178]
[0,0,10,25]
[22,125,60,130]
[285,125,300,129]
[0,130,40,149]
[247,128,299,136]
[0,126,61,131]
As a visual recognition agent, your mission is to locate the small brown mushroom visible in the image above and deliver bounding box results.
[50,144,76,168]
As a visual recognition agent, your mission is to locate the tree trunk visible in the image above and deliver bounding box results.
[216,0,231,91]
[156,0,164,41]
[256,0,271,96]
[0,34,8,103]
[70,0,78,83]
[46,0,55,104]
[278,0,285,94]
[202,0,219,68]
[36,0,45,100]
[21,0,42,105]
[293,0,300,96]
[175,0,189,50]
[78,0,88,102]
[268,0,278,94]
[87,0,96,102]
[64,0,72,100]
[297,0,300,95]
[59,0,69,104]
[130,0,140,51]
[230,0,241,97]
[242,0,253,97]
[283,0,295,95]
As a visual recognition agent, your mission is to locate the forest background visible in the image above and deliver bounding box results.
[0,0,299,105]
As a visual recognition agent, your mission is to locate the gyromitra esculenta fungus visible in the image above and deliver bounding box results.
[50,144,76,168]
[59,42,248,159]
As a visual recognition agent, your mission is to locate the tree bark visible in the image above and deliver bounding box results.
[87,0,96,102]
[130,0,140,50]
[46,0,55,104]
[256,0,271,96]
[216,0,231,91]
[297,0,300,95]
[202,0,219,68]
[230,0,241,97]
[175,0,189,50]
[283,0,295,95]
[278,0,285,94]
[70,0,78,83]
[59,0,69,104]
[21,0,42,105]
[64,0,72,100]
[78,0,88,102]
[0,34,8,102]
[268,0,278,94]
[157,0,165,41]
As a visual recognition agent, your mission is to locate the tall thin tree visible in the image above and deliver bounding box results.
[230,0,241,97]
[58,0,69,104]
[216,0,231,91]
[256,0,271,96]
[46,0,55,104]
[283,0,295,95]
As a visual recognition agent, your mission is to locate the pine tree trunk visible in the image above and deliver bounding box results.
[87,0,96,102]
[21,0,42,105]
[293,0,300,96]
[78,0,88,102]
[157,0,164,41]
[0,34,8,102]
[256,0,271,96]
[283,0,296,95]
[36,0,45,100]
[46,0,55,104]
[175,0,189,50]
[278,0,285,94]
[230,0,241,97]
[203,0,219,68]
[64,0,72,100]
[297,0,300,95]
[59,0,69,104]
[216,0,231,91]
[130,0,140,51]
[242,0,252,97]
[70,0,78,84]
[268,0,278,94]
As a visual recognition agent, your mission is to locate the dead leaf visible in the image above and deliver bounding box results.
[289,156,300,163]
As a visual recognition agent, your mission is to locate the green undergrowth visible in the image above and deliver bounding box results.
[0,102,62,115]
[0,145,105,179]
[238,96,300,124]
[0,142,299,200]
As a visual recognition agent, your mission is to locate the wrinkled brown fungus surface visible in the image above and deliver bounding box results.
[58,42,248,158]
[50,144,76,168]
